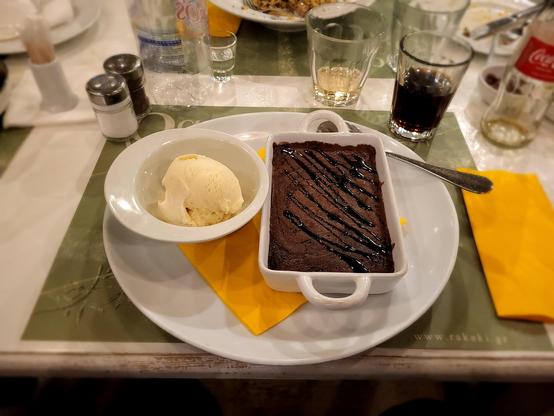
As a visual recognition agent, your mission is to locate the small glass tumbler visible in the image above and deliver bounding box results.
[206,31,237,83]
[306,4,384,107]
[387,0,469,72]
[388,31,473,142]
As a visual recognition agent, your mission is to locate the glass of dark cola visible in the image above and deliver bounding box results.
[389,31,473,142]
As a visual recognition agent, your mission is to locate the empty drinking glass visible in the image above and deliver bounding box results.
[388,0,469,72]
[306,3,385,107]
[206,31,237,83]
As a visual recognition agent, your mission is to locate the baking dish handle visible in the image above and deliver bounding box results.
[297,275,371,310]
[299,110,349,133]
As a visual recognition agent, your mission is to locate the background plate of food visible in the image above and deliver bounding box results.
[210,0,375,31]
[0,0,101,55]
[457,0,535,55]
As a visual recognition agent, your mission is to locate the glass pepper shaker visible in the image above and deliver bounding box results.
[103,54,151,119]
[86,74,138,142]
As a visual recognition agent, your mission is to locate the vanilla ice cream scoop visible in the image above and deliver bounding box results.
[157,154,244,227]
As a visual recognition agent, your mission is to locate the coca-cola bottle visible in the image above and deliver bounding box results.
[481,0,554,147]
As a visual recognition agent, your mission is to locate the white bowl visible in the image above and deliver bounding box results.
[258,112,408,310]
[478,64,505,105]
[478,65,554,121]
[478,64,528,106]
[104,128,269,243]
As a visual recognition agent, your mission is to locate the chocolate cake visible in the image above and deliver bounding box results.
[268,141,394,273]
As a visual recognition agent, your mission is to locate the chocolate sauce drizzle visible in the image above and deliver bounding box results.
[279,145,393,273]
[283,210,371,273]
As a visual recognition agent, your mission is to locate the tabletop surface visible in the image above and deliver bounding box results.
[1,0,553,380]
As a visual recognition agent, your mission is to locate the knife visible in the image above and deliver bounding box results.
[468,3,543,40]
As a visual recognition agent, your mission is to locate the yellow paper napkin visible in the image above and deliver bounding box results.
[178,148,306,335]
[460,169,554,323]
[178,214,306,335]
[207,2,242,36]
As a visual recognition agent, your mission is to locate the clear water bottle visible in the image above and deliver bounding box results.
[125,0,212,106]
[480,0,554,147]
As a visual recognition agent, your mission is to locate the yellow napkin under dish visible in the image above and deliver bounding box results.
[178,149,306,335]
[460,169,554,323]
[207,2,242,36]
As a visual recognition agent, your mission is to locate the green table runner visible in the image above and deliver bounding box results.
[0,126,31,177]
[234,0,395,78]
[22,105,552,352]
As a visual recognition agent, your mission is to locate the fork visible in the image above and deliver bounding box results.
[243,0,286,14]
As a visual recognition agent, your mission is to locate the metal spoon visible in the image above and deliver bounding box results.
[317,120,493,194]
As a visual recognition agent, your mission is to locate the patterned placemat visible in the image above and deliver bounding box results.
[234,0,394,78]
[22,105,552,352]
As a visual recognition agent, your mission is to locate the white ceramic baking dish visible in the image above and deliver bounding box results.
[258,111,408,310]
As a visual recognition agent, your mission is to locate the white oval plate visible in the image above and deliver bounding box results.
[0,0,101,55]
[209,0,375,32]
[103,111,459,365]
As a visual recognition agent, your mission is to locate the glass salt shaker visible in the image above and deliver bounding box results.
[103,54,151,119]
[86,74,138,143]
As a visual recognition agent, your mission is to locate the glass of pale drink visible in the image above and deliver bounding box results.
[306,4,384,107]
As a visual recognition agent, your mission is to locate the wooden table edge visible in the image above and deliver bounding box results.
[1,352,553,381]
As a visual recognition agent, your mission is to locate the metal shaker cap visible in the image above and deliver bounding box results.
[103,54,144,90]
[86,74,130,106]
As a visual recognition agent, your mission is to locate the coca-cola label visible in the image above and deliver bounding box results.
[515,36,554,83]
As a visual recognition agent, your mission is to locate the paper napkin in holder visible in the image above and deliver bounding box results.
[4,63,96,127]
[461,169,554,323]
[4,11,95,127]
